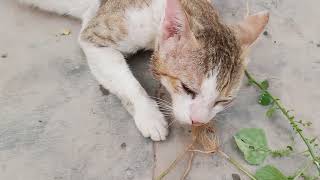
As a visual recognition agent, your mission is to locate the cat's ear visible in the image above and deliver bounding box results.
[161,0,192,41]
[234,11,269,48]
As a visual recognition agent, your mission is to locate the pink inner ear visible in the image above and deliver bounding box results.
[162,0,186,40]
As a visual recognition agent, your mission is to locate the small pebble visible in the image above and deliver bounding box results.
[99,85,110,96]
[316,43,320,47]
[232,173,241,180]
[274,40,277,44]
[121,142,126,149]
[38,120,43,123]
[1,53,7,58]
[263,31,268,36]
[125,168,134,179]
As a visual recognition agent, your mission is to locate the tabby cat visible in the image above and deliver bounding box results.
[19,0,269,141]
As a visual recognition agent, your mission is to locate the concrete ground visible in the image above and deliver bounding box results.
[0,0,319,179]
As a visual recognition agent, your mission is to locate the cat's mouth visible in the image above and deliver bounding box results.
[191,121,205,126]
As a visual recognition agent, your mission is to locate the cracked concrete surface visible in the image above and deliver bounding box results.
[0,0,319,179]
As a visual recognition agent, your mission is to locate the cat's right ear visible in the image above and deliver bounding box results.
[234,11,270,48]
[160,0,192,42]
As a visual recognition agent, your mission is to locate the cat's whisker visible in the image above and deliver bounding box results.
[158,106,171,110]
[157,102,173,110]
[161,112,173,118]
[159,106,173,111]
[160,111,172,116]
[158,106,172,112]
[156,100,172,106]
[162,113,172,117]
[224,101,236,110]
[216,104,236,116]
[156,101,173,109]
[167,118,177,128]
[159,109,172,114]
[149,98,173,111]
[159,108,171,113]
[150,96,171,103]
[150,96,172,106]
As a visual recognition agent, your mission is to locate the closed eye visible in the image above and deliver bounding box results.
[213,98,234,107]
[181,83,196,99]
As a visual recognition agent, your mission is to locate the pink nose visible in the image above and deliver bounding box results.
[191,113,202,123]
[191,116,197,123]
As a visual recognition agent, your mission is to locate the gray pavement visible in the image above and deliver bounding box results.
[0,0,319,179]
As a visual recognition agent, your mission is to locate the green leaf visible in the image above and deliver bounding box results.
[310,137,317,144]
[261,80,270,90]
[234,128,269,165]
[259,92,273,106]
[286,146,293,151]
[266,107,276,118]
[270,148,291,158]
[255,165,287,180]
[287,176,294,180]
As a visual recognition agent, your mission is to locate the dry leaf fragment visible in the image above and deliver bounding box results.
[60,29,71,36]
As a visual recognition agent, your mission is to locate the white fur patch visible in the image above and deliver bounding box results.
[199,72,219,100]
[190,73,219,123]
[117,0,166,53]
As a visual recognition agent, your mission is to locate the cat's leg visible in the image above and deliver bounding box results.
[79,40,168,141]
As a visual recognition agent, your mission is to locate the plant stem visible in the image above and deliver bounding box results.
[219,150,257,180]
[155,149,189,180]
[155,143,195,180]
[292,162,312,180]
[294,149,309,156]
[245,70,320,175]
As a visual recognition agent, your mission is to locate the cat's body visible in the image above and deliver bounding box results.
[19,0,269,141]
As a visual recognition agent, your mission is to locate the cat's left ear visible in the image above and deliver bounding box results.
[233,11,270,48]
[160,0,192,41]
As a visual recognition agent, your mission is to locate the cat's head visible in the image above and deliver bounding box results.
[151,0,269,125]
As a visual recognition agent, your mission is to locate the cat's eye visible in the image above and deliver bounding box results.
[181,83,196,99]
[213,98,234,107]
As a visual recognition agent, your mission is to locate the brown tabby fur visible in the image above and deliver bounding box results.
[82,0,247,98]
[152,0,244,97]
[81,0,152,47]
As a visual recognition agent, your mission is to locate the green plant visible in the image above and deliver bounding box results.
[234,128,293,165]
[220,71,320,180]
[255,165,287,180]
[245,70,320,175]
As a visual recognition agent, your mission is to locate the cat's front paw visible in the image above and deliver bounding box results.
[134,107,168,141]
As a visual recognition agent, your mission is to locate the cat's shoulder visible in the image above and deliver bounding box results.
[81,0,162,53]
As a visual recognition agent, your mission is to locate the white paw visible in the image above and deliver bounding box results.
[134,106,168,141]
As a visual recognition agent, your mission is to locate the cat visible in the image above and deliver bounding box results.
[19,0,269,141]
